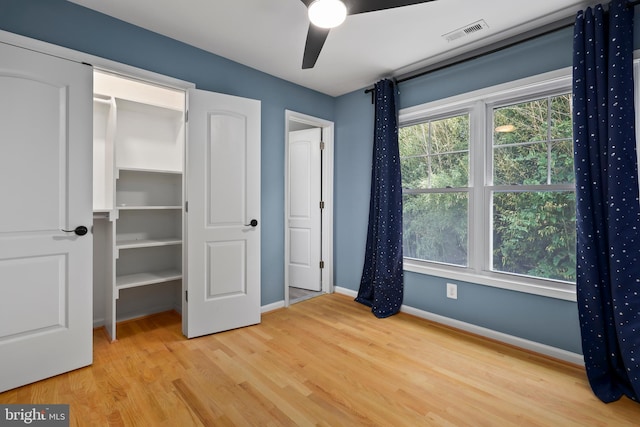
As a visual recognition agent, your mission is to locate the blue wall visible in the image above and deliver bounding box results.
[335,10,640,355]
[0,0,335,306]
[335,29,581,354]
[2,0,639,354]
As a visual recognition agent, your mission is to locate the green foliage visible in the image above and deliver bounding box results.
[399,115,469,190]
[400,114,470,266]
[492,191,576,282]
[399,93,576,282]
[403,193,468,265]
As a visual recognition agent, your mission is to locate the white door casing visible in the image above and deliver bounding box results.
[287,129,322,292]
[0,42,93,392]
[185,89,261,338]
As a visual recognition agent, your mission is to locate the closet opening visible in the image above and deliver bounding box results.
[92,70,186,341]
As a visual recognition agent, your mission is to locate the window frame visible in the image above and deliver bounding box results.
[400,68,576,301]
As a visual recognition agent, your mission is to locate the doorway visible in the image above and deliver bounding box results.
[285,111,334,306]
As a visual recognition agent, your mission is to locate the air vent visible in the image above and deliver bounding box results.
[442,20,489,42]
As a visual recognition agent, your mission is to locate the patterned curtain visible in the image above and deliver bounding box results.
[573,0,640,403]
[355,79,404,318]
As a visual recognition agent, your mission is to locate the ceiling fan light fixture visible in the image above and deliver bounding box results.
[308,0,347,29]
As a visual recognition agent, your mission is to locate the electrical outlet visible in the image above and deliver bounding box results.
[446,283,458,300]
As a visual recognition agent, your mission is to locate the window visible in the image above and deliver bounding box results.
[401,113,470,266]
[399,71,576,297]
[490,95,575,282]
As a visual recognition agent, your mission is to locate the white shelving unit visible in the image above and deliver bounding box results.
[92,71,185,341]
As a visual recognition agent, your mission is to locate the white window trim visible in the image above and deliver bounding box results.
[400,67,577,302]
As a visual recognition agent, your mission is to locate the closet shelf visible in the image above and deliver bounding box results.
[115,97,184,116]
[116,237,182,249]
[117,205,182,210]
[116,270,182,291]
[116,238,182,250]
[116,166,182,175]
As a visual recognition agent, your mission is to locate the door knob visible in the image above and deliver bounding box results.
[61,225,89,236]
[244,219,258,227]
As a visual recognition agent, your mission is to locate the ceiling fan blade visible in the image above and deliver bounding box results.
[299,0,435,68]
[346,0,436,15]
[302,24,330,69]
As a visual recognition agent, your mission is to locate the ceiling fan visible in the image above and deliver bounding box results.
[300,0,437,69]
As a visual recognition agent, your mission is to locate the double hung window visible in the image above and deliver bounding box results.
[399,71,576,297]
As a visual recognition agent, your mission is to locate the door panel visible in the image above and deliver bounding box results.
[207,241,246,297]
[2,78,65,232]
[0,254,66,337]
[0,42,93,392]
[185,89,260,338]
[287,129,322,291]
[207,113,248,224]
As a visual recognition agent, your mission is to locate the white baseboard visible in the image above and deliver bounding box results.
[333,286,584,366]
[261,300,285,313]
[334,286,357,298]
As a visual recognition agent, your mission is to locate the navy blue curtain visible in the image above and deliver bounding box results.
[573,0,640,403]
[355,79,404,318]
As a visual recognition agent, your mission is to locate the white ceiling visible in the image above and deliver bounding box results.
[67,0,591,97]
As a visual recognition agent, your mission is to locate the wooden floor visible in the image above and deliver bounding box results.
[1,294,639,426]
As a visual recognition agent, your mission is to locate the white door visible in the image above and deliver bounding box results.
[0,42,93,392]
[287,128,322,292]
[184,89,261,338]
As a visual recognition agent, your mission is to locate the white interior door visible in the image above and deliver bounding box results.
[185,89,261,338]
[287,128,322,292]
[0,42,93,392]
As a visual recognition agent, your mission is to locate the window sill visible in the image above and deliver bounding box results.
[403,259,577,302]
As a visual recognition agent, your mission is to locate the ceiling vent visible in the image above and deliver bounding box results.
[442,20,489,43]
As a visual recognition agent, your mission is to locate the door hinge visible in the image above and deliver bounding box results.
[185,201,188,213]
[185,290,188,302]
[319,201,325,209]
[185,110,189,123]
[320,141,325,150]
[319,260,325,269]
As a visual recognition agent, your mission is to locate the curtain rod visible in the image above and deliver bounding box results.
[365,0,640,100]
[364,16,575,101]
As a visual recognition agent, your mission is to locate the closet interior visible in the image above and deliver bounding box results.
[92,71,186,341]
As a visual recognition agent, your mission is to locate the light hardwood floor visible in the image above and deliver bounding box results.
[1,293,639,426]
